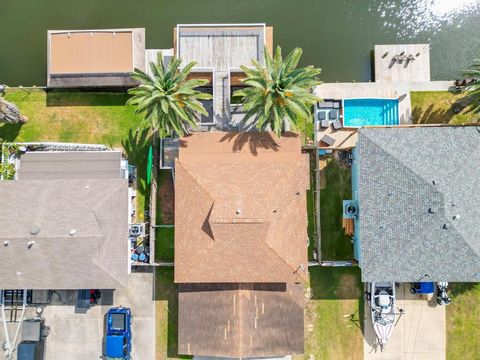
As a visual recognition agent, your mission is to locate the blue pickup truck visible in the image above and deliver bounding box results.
[104,307,132,360]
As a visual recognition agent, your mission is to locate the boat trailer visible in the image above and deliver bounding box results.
[1,289,28,359]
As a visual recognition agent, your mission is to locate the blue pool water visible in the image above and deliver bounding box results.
[343,98,399,127]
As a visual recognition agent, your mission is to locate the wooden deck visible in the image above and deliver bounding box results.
[175,24,269,71]
[317,126,358,150]
[375,44,431,83]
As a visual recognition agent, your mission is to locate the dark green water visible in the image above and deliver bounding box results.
[1,0,479,86]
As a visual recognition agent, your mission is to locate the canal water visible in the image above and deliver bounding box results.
[1,0,479,86]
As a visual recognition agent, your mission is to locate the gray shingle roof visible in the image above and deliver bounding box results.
[0,179,128,289]
[18,151,122,180]
[356,126,480,282]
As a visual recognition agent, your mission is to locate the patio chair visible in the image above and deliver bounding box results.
[320,134,335,147]
[328,109,338,120]
[317,110,327,121]
[317,101,328,109]
[320,120,329,128]
[332,120,342,130]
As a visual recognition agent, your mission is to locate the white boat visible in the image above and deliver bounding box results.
[369,282,396,349]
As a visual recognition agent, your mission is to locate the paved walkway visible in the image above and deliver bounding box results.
[363,283,446,360]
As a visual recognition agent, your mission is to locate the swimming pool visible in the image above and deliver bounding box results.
[343,98,399,127]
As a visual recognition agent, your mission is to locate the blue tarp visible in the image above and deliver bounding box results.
[418,282,435,294]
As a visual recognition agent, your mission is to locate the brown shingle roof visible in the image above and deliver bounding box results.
[174,132,309,283]
[178,283,305,358]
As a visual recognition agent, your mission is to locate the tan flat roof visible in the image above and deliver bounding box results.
[49,30,133,74]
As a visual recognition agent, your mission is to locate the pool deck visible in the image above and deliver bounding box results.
[314,42,458,150]
[315,86,412,149]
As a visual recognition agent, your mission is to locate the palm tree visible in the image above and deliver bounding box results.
[462,58,480,114]
[233,46,321,136]
[0,97,27,124]
[127,57,212,137]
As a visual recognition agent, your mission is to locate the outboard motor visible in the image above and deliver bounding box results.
[437,282,451,306]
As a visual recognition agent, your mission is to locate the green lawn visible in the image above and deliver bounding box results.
[155,169,175,263]
[446,283,480,359]
[301,266,363,360]
[320,157,353,260]
[0,89,151,219]
[410,91,480,125]
[155,267,191,360]
[307,150,316,260]
[155,227,174,263]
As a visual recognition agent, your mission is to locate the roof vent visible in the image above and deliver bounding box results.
[443,223,450,229]
[30,226,40,236]
[69,229,77,236]
[453,214,460,220]
[3,241,9,247]
[432,180,436,185]
[428,207,436,214]
[236,209,241,215]
[27,241,35,249]
[16,271,22,276]
[273,209,278,214]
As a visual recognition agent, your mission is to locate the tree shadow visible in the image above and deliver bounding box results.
[46,89,130,107]
[218,131,297,155]
[0,123,23,141]
[412,104,455,125]
[121,127,152,215]
[448,282,477,297]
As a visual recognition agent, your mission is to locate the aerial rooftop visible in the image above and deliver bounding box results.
[174,131,309,283]
[47,28,145,88]
[0,151,128,289]
[174,131,309,358]
[354,126,480,282]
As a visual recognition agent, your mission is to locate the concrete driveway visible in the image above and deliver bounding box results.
[363,283,446,360]
[0,270,155,360]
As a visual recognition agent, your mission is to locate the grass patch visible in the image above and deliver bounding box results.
[302,266,363,360]
[155,267,191,360]
[155,227,175,263]
[307,151,316,260]
[410,91,480,125]
[0,89,151,219]
[446,283,480,359]
[320,157,353,260]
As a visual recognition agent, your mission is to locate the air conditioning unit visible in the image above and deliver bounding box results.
[343,200,358,219]
[129,223,145,237]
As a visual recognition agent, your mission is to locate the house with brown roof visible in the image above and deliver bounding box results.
[47,28,146,88]
[175,131,309,358]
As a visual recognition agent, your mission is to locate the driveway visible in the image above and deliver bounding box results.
[363,283,446,360]
[0,270,155,360]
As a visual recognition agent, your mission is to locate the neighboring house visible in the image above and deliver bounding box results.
[47,28,145,88]
[351,126,480,282]
[0,150,129,289]
[175,131,309,358]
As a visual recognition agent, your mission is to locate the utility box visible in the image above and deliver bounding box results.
[17,319,45,360]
